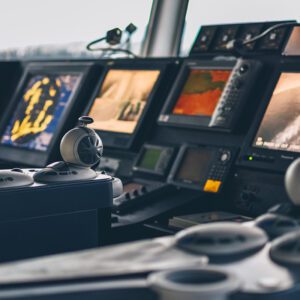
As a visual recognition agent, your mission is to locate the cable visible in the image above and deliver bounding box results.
[86,24,138,58]
[226,21,297,51]
[86,37,106,51]
[88,47,138,58]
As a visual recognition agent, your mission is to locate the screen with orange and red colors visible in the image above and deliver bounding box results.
[172,69,231,117]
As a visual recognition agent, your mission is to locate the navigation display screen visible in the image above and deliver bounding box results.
[172,69,231,117]
[175,147,213,183]
[253,72,300,153]
[1,74,80,151]
[88,69,160,134]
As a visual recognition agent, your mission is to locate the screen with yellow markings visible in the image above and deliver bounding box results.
[1,74,80,151]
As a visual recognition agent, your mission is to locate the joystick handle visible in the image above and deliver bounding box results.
[285,158,300,206]
[78,116,94,127]
[60,116,103,167]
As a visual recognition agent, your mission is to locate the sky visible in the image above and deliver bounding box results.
[0,0,299,54]
[0,0,153,49]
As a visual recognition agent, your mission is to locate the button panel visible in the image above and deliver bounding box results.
[206,149,233,191]
[209,59,262,130]
[168,145,236,193]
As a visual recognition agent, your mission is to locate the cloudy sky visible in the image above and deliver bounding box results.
[0,0,299,54]
[0,0,152,49]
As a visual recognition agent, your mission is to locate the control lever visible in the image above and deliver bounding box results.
[285,158,300,207]
[254,158,300,238]
[34,116,103,183]
[269,157,300,216]
[268,157,300,216]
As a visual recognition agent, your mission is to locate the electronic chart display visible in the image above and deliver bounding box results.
[171,69,231,117]
[1,74,81,152]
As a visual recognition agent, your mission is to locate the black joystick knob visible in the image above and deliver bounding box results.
[78,116,94,126]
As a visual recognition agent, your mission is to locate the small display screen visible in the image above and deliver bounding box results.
[88,69,160,134]
[253,72,300,153]
[175,148,213,183]
[138,147,163,171]
[172,69,231,117]
[1,74,80,151]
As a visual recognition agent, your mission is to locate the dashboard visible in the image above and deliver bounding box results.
[0,20,299,239]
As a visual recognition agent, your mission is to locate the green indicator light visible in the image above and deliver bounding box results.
[248,156,253,161]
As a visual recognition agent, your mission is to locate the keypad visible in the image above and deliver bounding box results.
[207,150,231,181]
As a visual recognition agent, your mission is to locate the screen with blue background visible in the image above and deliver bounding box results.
[1,73,80,151]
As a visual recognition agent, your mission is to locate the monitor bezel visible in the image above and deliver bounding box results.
[84,61,169,150]
[238,63,300,172]
[0,62,92,167]
[158,59,235,131]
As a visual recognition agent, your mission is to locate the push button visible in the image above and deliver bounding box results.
[220,151,231,163]
[234,79,244,89]
[204,180,222,193]
[239,64,249,74]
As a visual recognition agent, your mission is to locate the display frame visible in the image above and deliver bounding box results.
[0,62,93,167]
[84,60,170,150]
[158,59,235,131]
[238,62,300,172]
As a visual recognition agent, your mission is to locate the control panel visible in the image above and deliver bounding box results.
[168,144,235,193]
[113,180,174,212]
[113,144,176,212]
[190,21,295,56]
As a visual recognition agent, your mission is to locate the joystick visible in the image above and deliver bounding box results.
[34,116,103,183]
[255,158,300,238]
[269,158,300,216]
[285,157,300,207]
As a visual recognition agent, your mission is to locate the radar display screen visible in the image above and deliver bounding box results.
[88,69,160,134]
[175,147,213,184]
[172,69,231,117]
[1,74,80,151]
[253,72,300,153]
